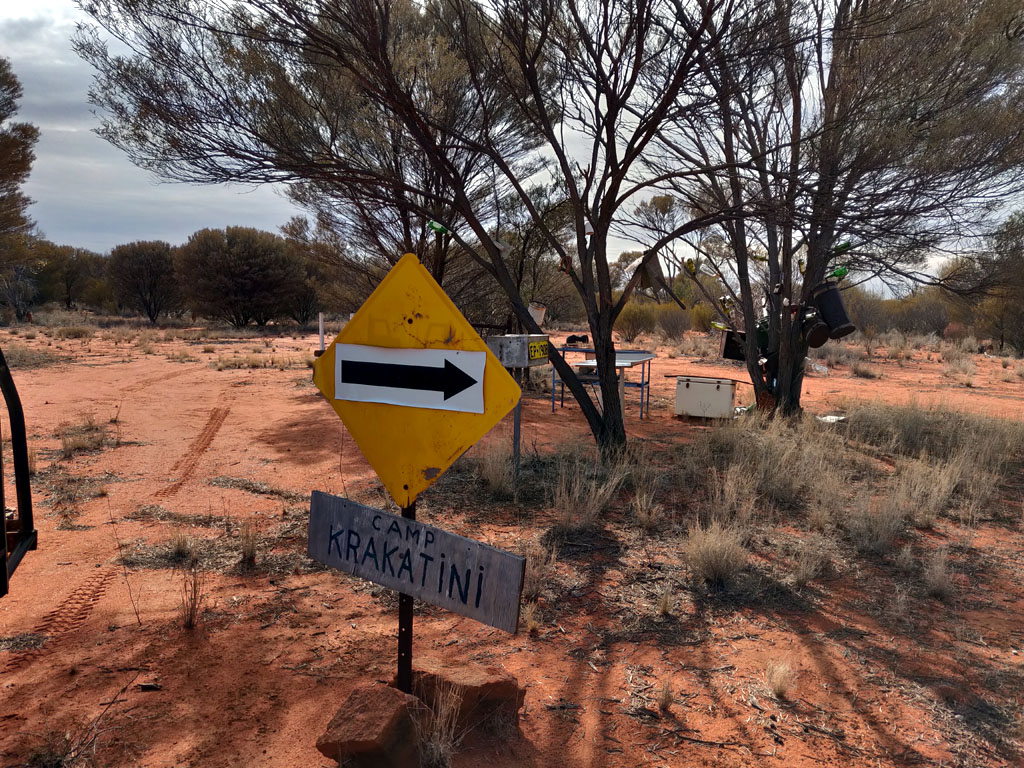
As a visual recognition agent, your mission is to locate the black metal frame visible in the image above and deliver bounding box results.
[1,345,37,598]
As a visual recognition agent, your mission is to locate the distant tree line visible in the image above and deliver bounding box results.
[0,217,588,329]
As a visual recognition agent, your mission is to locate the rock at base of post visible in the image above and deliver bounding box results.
[396,657,526,733]
[315,684,421,768]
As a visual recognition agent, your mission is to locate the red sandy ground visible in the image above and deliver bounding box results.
[1,327,1023,767]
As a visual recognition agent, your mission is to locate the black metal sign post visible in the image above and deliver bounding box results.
[0,346,36,599]
[396,500,415,694]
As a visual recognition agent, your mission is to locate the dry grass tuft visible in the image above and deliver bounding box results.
[846,495,903,554]
[239,523,258,568]
[550,451,626,536]
[894,545,915,575]
[520,540,557,602]
[923,547,954,601]
[180,561,206,629]
[171,532,194,563]
[657,582,674,616]
[166,350,198,363]
[53,325,94,340]
[889,457,960,528]
[477,440,515,499]
[630,485,665,531]
[851,361,881,379]
[685,520,748,589]
[58,415,108,458]
[793,543,827,587]
[658,680,674,713]
[522,602,541,636]
[415,680,463,768]
[625,447,666,530]
[764,658,796,700]
[3,343,65,369]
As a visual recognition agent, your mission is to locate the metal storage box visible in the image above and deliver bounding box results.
[485,334,550,368]
[673,376,735,419]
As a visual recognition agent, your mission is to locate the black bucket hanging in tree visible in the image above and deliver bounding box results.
[811,265,856,340]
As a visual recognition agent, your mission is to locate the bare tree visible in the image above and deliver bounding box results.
[76,0,743,451]
[660,0,1024,412]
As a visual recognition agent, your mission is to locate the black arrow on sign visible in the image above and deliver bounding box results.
[341,358,478,400]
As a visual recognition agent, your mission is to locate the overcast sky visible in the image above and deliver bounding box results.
[0,1,301,253]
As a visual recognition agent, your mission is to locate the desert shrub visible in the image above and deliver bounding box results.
[214,354,270,370]
[685,519,748,588]
[2,344,65,368]
[655,305,690,340]
[677,331,717,358]
[882,331,909,361]
[101,327,136,345]
[57,416,108,458]
[688,302,714,332]
[851,361,880,379]
[680,413,853,516]
[940,345,970,366]
[845,402,1024,475]
[54,326,94,340]
[811,341,852,367]
[943,357,976,378]
[616,301,656,342]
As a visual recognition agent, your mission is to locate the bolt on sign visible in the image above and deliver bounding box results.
[308,492,524,633]
[312,253,521,508]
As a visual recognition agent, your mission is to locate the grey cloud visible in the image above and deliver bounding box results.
[2,9,300,252]
[26,126,298,251]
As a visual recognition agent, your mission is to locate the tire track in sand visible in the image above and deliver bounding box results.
[154,406,230,499]
[2,568,116,673]
[120,367,190,395]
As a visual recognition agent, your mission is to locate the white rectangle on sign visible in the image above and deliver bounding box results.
[335,344,485,414]
[307,491,525,633]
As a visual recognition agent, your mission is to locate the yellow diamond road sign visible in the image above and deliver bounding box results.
[313,253,521,507]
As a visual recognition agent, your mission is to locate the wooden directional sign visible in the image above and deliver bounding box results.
[308,491,525,633]
[312,253,521,507]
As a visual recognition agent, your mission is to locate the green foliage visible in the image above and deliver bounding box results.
[655,304,689,339]
[0,58,38,240]
[34,243,105,311]
[688,303,714,332]
[616,301,656,342]
[176,227,305,327]
[107,240,179,324]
